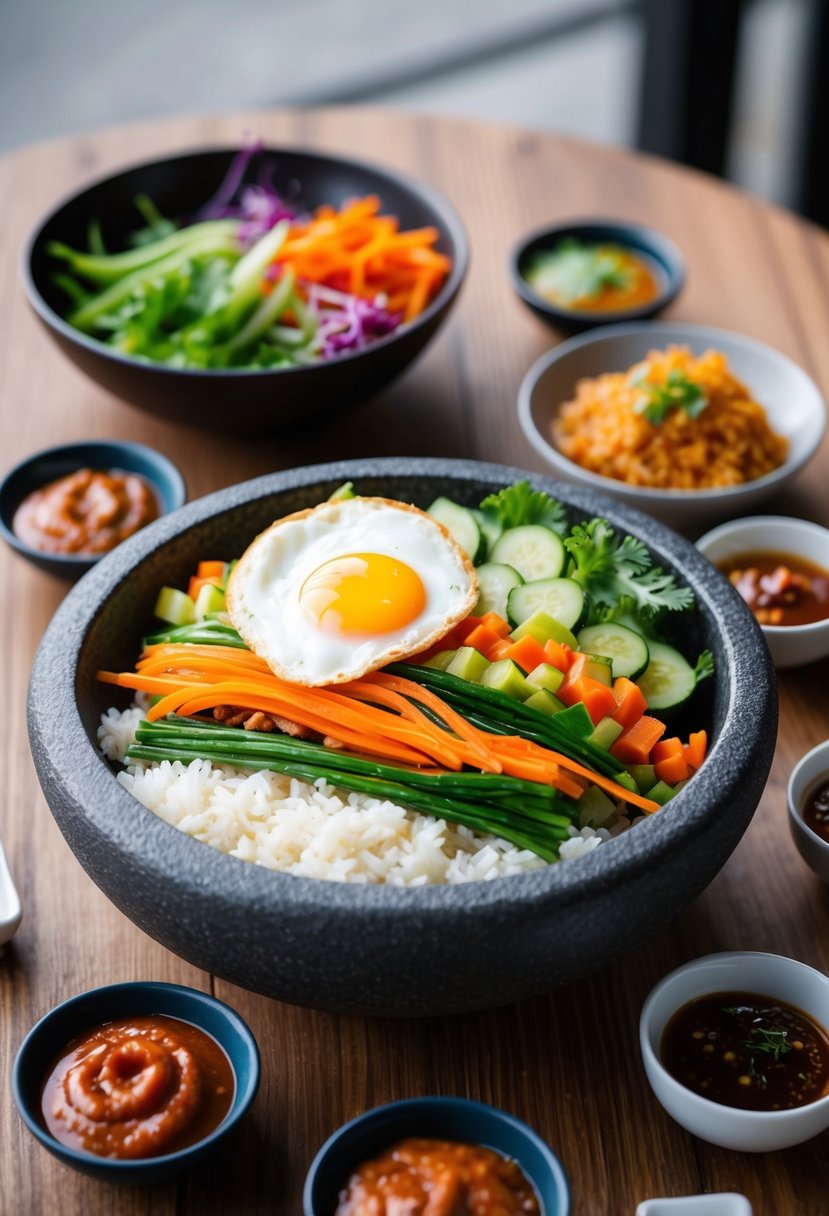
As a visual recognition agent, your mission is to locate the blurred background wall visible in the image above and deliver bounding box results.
[2,0,825,223]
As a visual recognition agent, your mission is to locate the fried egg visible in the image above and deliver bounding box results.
[226,497,477,685]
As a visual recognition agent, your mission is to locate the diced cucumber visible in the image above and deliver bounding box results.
[554,702,594,740]
[471,509,503,561]
[526,662,564,696]
[630,764,657,794]
[511,610,579,650]
[481,659,531,700]
[428,497,485,563]
[578,786,618,829]
[612,770,638,795]
[576,623,650,681]
[422,650,456,671]
[523,688,566,716]
[507,579,585,631]
[194,582,226,621]
[328,481,356,501]
[474,563,524,619]
[587,716,623,750]
[446,646,489,683]
[154,586,196,626]
[491,525,565,582]
[648,780,678,805]
[576,654,613,687]
[636,642,698,711]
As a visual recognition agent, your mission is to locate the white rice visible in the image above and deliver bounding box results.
[98,707,611,885]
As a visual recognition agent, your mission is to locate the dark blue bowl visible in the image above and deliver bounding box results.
[0,440,186,580]
[12,981,260,1184]
[303,1096,570,1215]
[510,218,685,333]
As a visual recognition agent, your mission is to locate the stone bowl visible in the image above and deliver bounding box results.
[27,458,777,1017]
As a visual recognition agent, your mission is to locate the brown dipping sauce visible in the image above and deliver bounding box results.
[661,991,829,1112]
[717,550,829,627]
[13,467,158,556]
[41,1014,234,1159]
[336,1137,541,1216]
[804,778,829,844]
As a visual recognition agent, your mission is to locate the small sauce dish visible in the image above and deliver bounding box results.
[0,839,22,948]
[640,952,829,1151]
[636,1196,752,1216]
[696,516,829,667]
[788,740,829,883]
[12,981,259,1183]
[303,1096,570,1216]
[0,440,186,581]
[510,219,685,333]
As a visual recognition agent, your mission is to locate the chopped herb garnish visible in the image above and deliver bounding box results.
[526,239,633,305]
[632,368,708,426]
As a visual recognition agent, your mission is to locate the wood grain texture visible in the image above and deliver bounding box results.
[1,107,828,1216]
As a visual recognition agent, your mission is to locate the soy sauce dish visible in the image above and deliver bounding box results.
[640,952,829,1151]
[303,1096,570,1216]
[788,740,829,884]
[12,981,259,1183]
[511,220,685,333]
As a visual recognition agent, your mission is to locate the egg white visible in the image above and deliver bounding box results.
[227,497,477,685]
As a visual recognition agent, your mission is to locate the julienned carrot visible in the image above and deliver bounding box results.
[490,735,658,814]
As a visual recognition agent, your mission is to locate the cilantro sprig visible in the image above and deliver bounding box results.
[632,369,708,426]
[479,480,568,536]
[564,517,694,621]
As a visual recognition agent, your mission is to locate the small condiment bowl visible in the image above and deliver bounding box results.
[0,839,22,948]
[518,323,826,532]
[787,740,829,883]
[696,516,829,668]
[510,219,685,333]
[640,951,829,1152]
[12,981,260,1184]
[637,1196,752,1216]
[0,440,186,581]
[303,1096,570,1216]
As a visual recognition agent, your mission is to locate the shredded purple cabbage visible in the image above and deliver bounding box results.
[306,283,402,357]
[195,141,300,242]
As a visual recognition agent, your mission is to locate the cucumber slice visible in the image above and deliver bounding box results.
[491,525,565,581]
[636,641,698,710]
[427,497,485,563]
[474,563,524,618]
[471,509,502,561]
[507,578,585,630]
[576,623,650,680]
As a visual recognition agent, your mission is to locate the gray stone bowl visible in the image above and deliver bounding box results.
[27,458,777,1017]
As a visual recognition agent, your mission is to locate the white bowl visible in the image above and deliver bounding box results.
[640,951,829,1152]
[787,740,829,884]
[0,840,21,949]
[518,322,826,531]
[696,515,829,668]
[636,1196,752,1216]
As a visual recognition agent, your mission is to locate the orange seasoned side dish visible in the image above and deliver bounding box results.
[553,346,788,489]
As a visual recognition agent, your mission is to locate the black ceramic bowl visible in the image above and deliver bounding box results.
[0,440,186,581]
[27,458,776,1017]
[303,1097,570,1215]
[511,219,685,333]
[22,148,468,435]
[13,981,260,1184]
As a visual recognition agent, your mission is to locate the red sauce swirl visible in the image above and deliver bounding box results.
[41,1015,234,1159]
[13,467,158,555]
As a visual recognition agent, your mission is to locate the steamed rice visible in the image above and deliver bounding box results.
[98,707,612,884]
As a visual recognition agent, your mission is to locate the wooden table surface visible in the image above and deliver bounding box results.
[2,107,829,1216]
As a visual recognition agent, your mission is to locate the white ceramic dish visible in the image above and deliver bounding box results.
[696,516,829,668]
[640,951,829,1152]
[0,840,21,948]
[517,323,826,531]
[787,740,829,884]
[636,1195,752,1216]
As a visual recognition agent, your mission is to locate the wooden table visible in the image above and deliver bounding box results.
[2,108,829,1216]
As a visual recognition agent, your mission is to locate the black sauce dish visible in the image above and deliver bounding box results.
[511,219,685,333]
[21,147,468,436]
[12,981,260,1184]
[27,457,776,1017]
[303,1096,570,1215]
[0,440,186,581]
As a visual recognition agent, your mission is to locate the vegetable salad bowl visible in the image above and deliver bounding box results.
[27,458,776,1017]
[22,148,468,436]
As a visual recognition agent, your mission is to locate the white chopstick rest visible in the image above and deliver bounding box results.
[0,840,22,948]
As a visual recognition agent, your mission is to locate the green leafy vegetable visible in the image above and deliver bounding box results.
[565,518,694,621]
[526,239,632,305]
[632,369,708,426]
[693,650,715,684]
[479,480,567,536]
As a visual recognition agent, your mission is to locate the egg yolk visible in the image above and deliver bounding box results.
[299,553,427,636]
